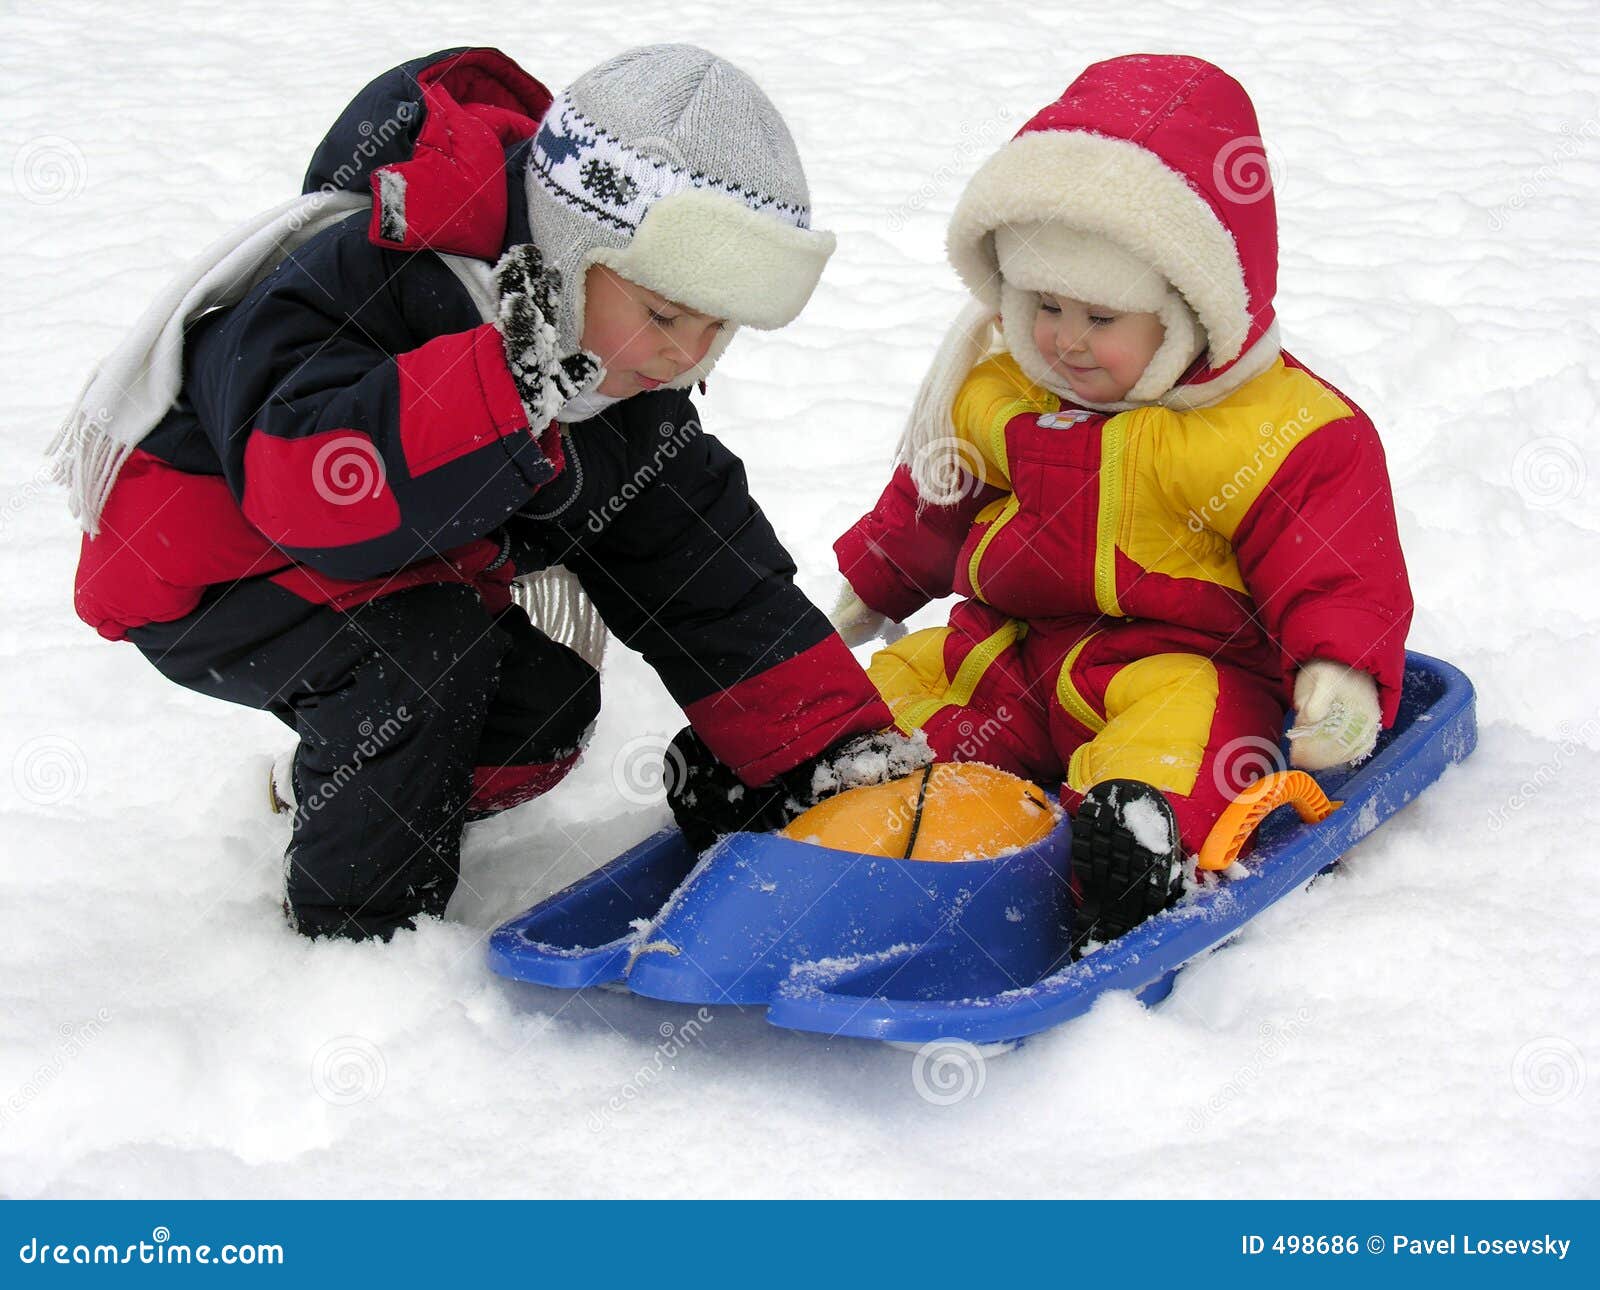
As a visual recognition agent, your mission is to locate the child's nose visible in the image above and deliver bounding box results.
[664,325,713,370]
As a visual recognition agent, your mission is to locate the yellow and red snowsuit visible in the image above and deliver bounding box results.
[835,350,1413,854]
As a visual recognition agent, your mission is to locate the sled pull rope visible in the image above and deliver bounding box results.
[1197,770,1342,872]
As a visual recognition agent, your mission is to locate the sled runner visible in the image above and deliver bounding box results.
[488,652,1476,1045]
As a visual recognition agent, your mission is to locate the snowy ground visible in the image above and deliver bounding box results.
[3,0,1598,1199]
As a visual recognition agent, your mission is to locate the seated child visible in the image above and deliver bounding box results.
[831,54,1413,948]
[57,45,921,941]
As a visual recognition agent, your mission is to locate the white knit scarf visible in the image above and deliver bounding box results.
[49,190,609,669]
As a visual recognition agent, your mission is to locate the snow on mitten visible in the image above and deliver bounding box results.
[828,584,906,648]
[494,243,602,429]
[1288,659,1381,770]
[802,727,933,801]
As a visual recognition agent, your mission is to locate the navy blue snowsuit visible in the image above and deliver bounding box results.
[75,49,890,938]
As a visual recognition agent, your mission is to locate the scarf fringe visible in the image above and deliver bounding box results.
[893,297,998,507]
[49,189,369,534]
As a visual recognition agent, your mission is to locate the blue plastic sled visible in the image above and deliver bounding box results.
[488,651,1476,1045]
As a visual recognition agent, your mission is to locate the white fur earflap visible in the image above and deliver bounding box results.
[590,186,835,332]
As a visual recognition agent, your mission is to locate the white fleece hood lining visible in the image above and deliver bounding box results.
[948,130,1255,368]
[994,223,1207,406]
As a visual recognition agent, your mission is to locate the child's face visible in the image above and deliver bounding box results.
[1031,293,1167,403]
[580,264,727,397]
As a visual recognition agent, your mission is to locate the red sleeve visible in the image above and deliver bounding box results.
[833,464,997,623]
[1233,417,1414,724]
[683,636,893,785]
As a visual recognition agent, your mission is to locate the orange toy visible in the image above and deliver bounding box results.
[780,762,1057,862]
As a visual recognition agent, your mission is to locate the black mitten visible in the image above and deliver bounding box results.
[664,725,934,852]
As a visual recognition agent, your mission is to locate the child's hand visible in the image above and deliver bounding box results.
[664,725,933,852]
[1288,659,1381,770]
[829,584,905,648]
[494,243,601,429]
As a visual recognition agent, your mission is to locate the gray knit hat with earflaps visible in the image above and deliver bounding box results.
[523,44,836,389]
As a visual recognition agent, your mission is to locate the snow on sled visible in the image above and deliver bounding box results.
[488,651,1476,1046]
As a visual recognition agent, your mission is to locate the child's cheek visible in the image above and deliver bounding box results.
[1031,316,1050,356]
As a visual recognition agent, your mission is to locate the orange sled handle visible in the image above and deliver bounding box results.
[1197,770,1342,872]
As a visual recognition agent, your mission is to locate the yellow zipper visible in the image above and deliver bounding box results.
[1095,419,1127,617]
[1055,633,1105,734]
[947,618,1024,706]
[967,493,1020,603]
[987,399,1038,484]
[894,619,1025,732]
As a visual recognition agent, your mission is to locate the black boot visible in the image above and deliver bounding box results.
[1070,779,1185,953]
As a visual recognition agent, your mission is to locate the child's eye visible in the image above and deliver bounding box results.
[1038,300,1061,315]
[1088,314,1116,326]
[648,309,677,326]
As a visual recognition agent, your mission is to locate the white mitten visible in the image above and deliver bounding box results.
[829,584,905,648]
[1288,659,1381,770]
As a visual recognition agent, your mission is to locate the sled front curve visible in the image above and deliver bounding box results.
[486,829,699,988]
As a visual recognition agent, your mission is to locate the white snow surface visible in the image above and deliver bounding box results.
[3,0,1598,1198]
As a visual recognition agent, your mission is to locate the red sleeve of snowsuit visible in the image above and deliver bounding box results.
[834,464,999,623]
[1232,417,1414,724]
